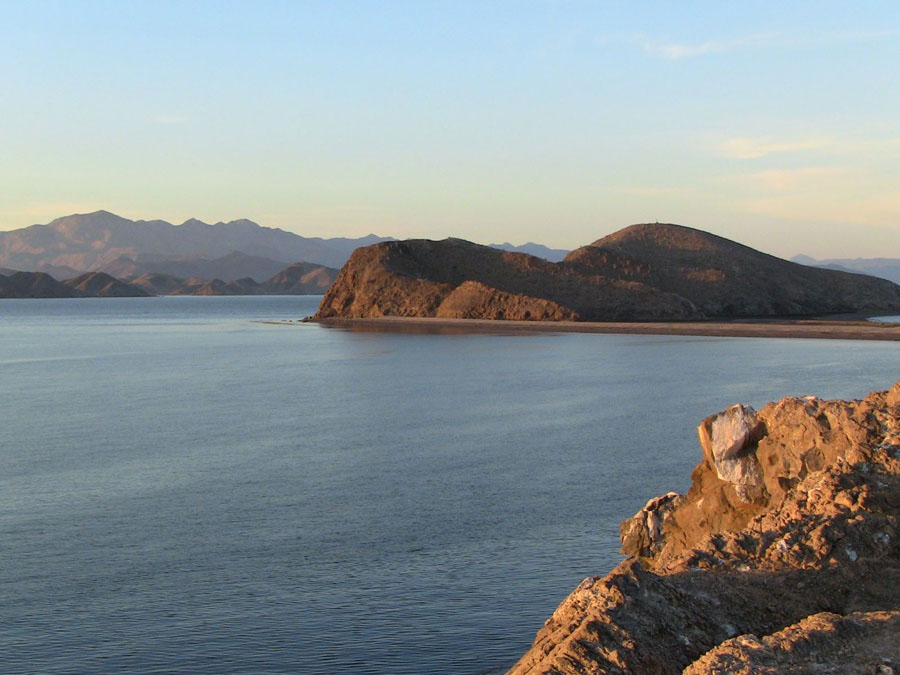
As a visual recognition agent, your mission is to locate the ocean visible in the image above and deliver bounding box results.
[2,296,898,673]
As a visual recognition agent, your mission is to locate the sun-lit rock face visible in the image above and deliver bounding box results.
[509,381,900,674]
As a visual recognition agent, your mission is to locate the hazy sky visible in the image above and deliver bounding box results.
[1,1,898,257]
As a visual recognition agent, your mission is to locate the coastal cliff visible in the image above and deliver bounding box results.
[510,381,900,674]
[313,224,900,321]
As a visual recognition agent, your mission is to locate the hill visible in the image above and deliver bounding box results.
[313,223,900,321]
[62,272,151,297]
[0,271,148,298]
[0,271,78,298]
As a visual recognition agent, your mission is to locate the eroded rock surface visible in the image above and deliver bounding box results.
[510,381,900,674]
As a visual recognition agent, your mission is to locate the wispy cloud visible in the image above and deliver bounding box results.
[739,192,900,228]
[718,137,833,159]
[717,136,900,159]
[729,166,854,191]
[641,33,775,60]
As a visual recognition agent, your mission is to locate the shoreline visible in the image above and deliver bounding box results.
[310,315,900,341]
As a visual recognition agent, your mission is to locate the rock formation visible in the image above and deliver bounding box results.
[509,381,900,674]
[314,224,900,321]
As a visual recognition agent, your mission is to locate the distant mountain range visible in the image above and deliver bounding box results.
[0,211,568,282]
[489,242,569,262]
[0,261,339,299]
[0,210,392,278]
[792,255,900,285]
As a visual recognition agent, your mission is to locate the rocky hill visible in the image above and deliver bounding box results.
[62,272,151,297]
[263,262,337,294]
[509,381,900,674]
[0,271,79,298]
[0,271,148,298]
[313,224,900,321]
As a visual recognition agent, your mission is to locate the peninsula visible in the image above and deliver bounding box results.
[312,223,900,322]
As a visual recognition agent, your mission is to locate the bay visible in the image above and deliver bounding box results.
[2,296,898,673]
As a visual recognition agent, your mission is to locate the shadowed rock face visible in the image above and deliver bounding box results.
[509,381,900,674]
[0,270,149,298]
[0,271,78,298]
[314,224,900,321]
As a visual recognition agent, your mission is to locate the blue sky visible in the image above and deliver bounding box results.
[1,1,898,257]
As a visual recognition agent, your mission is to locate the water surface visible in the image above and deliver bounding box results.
[3,296,899,673]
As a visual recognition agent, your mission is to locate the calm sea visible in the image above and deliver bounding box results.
[2,296,899,674]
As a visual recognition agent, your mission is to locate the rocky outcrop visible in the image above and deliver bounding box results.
[684,611,900,674]
[435,281,578,320]
[314,224,900,322]
[509,381,900,674]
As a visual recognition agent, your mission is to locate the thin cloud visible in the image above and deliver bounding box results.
[642,33,775,60]
[735,166,854,192]
[718,137,833,159]
[717,136,900,159]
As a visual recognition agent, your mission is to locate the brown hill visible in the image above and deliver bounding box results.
[510,381,900,674]
[314,224,900,321]
[263,262,338,294]
[62,272,151,297]
[188,277,265,296]
[129,273,189,296]
[0,271,78,298]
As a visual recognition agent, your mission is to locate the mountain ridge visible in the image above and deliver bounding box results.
[0,210,394,273]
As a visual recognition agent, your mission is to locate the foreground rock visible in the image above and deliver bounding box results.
[314,224,900,321]
[509,381,900,674]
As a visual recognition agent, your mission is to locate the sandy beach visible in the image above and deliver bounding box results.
[311,316,900,341]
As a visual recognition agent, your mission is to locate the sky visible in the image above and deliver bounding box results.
[1,1,898,258]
